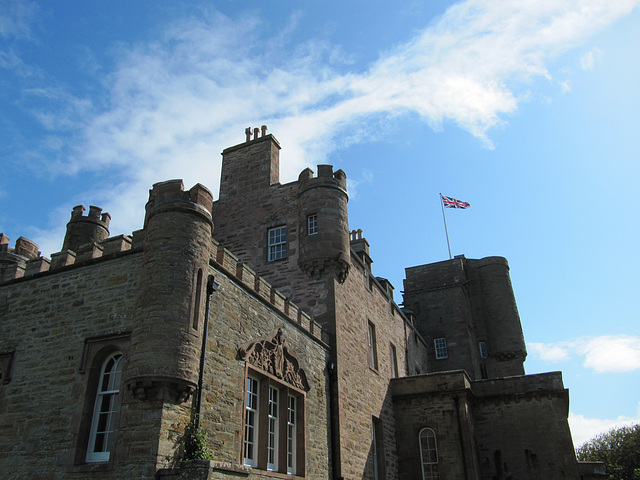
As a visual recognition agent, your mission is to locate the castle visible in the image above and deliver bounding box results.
[0,128,599,479]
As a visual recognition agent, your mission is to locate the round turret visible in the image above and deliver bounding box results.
[62,205,110,251]
[124,179,214,403]
[297,165,350,283]
[477,256,526,376]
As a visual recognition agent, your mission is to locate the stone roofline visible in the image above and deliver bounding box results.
[390,370,570,412]
[0,230,326,346]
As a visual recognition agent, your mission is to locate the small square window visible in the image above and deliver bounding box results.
[268,226,287,261]
[434,338,447,359]
[307,215,318,235]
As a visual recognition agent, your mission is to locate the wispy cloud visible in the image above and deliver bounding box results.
[4,0,640,253]
[580,47,602,71]
[569,404,640,446]
[529,335,640,373]
[0,0,38,40]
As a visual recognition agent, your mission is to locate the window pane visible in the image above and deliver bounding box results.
[268,226,287,261]
[267,386,279,471]
[287,395,296,474]
[244,377,259,467]
[434,338,447,359]
[86,352,123,462]
[420,428,439,480]
[308,215,318,235]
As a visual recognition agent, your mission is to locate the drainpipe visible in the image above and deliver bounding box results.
[195,275,219,428]
[454,395,470,480]
[327,360,343,480]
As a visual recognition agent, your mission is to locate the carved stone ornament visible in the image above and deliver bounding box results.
[238,328,310,392]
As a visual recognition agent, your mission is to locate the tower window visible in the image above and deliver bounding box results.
[434,338,447,360]
[307,215,318,235]
[479,341,488,359]
[268,226,287,261]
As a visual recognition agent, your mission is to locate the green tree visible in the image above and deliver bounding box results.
[576,424,640,480]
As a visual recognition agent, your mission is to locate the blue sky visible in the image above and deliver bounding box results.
[1,0,639,446]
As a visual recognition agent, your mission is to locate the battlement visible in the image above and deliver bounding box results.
[0,234,40,259]
[213,241,324,344]
[63,204,111,252]
[69,204,111,226]
[144,179,213,226]
[298,164,348,195]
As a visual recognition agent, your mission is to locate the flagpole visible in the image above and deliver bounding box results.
[440,193,452,260]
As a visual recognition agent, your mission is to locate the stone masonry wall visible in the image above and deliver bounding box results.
[0,252,142,479]
[333,257,429,480]
[391,373,479,480]
[472,373,579,480]
[194,262,331,480]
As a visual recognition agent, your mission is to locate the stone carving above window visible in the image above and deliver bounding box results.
[238,328,310,392]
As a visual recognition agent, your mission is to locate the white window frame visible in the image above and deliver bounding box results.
[434,338,447,359]
[419,428,439,480]
[287,394,297,474]
[267,386,279,471]
[268,226,287,261]
[244,377,259,467]
[86,352,123,463]
[243,372,304,475]
[307,214,318,235]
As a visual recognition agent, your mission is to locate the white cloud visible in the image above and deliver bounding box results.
[528,335,640,373]
[528,342,571,362]
[10,0,640,252]
[580,47,602,71]
[570,404,640,446]
[577,335,640,373]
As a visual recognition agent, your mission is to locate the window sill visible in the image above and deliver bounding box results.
[248,468,306,480]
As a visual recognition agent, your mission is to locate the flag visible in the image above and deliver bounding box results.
[441,194,470,209]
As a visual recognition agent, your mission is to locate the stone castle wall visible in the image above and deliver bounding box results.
[0,179,331,479]
[0,251,143,478]
[391,371,580,480]
[403,256,527,380]
[333,253,429,480]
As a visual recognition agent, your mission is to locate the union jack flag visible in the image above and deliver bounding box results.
[441,194,470,209]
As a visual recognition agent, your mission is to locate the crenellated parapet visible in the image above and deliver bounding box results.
[62,205,111,252]
[0,235,41,282]
[214,242,324,343]
[143,179,213,227]
[298,164,347,197]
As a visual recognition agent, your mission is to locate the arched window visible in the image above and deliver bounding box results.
[419,428,439,480]
[86,352,123,462]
